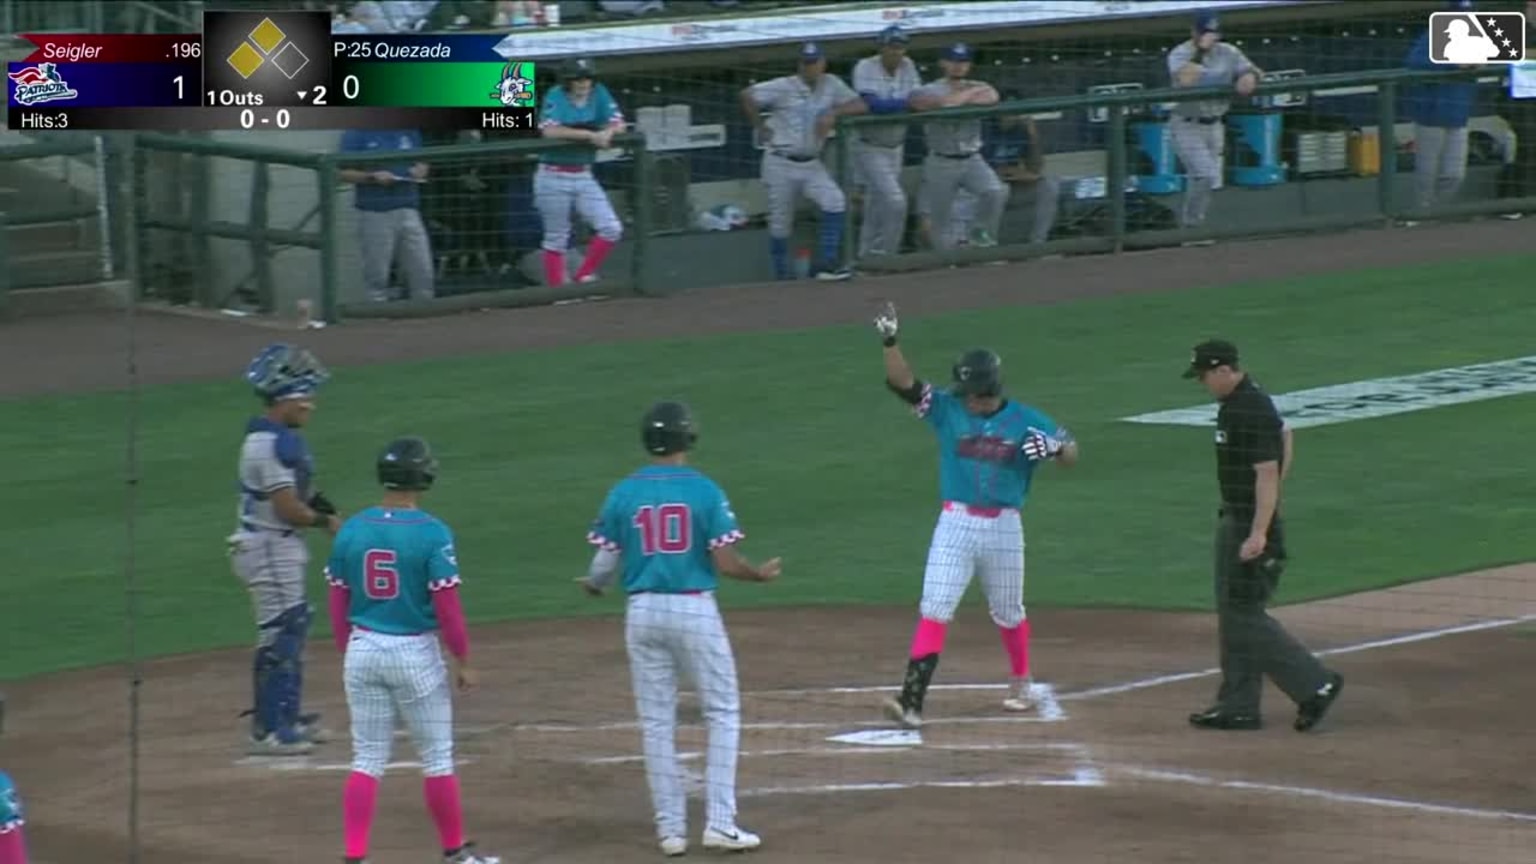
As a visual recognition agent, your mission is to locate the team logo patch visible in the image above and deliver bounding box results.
[492,61,535,107]
[8,62,79,106]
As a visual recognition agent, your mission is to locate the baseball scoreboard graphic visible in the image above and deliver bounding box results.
[6,10,540,131]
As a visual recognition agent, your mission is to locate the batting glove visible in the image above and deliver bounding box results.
[874,302,900,346]
[1020,429,1065,462]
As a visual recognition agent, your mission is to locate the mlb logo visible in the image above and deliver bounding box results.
[1428,11,1526,65]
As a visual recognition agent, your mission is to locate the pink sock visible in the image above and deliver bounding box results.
[342,771,380,860]
[573,236,617,280]
[0,824,29,864]
[909,617,949,658]
[541,249,567,286]
[999,619,1032,678]
[423,774,465,853]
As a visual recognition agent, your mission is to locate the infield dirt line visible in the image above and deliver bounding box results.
[579,741,1091,766]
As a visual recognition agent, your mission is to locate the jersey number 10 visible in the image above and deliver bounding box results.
[634,503,692,555]
[363,548,400,600]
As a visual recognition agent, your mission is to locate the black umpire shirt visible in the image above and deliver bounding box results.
[1215,375,1285,526]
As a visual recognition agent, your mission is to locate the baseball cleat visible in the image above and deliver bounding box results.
[882,696,922,729]
[1187,707,1262,731]
[444,842,501,863]
[701,825,761,852]
[298,712,334,744]
[814,267,853,282]
[1294,672,1344,732]
[659,836,688,856]
[1002,678,1036,712]
[246,732,315,756]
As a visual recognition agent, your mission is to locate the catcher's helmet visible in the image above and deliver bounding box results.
[641,401,697,456]
[246,343,329,403]
[377,436,439,491]
[951,348,1003,397]
[559,57,597,81]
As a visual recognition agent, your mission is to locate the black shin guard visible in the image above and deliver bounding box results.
[900,653,940,713]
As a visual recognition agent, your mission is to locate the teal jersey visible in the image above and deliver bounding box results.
[0,770,21,831]
[916,382,1065,509]
[325,506,459,635]
[538,83,624,166]
[587,465,742,594]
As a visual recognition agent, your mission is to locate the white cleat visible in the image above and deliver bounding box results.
[1002,678,1037,713]
[659,836,688,857]
[701,825,761,852]
[882,696,922,729]
[246,733,314,757]
[445,843,501,864]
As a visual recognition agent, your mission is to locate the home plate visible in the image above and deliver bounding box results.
[826,729,922,747]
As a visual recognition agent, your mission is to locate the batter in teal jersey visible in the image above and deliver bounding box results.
[579,401,781,858]
[535,57,626,287]
[326,437,499,864]
[872,302,1081,729]
[0,770,27,864]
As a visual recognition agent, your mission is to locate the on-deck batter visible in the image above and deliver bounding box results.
[871,303,1080,728]
[536,57,626,286]
[580,401,781,858]
[741,41,867,281]
[851,25,922,258]
[326,437,500,864]
[230,343,339,756]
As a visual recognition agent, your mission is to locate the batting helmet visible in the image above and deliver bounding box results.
[641,401,697,456]
[559,57,597,81]
[376,436,439,491]
[951,348,1003,397]
[245,343,329,403]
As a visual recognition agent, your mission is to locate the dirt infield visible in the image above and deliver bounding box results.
[5,220,1535,862]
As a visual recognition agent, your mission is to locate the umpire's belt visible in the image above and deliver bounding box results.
[932,151,979,159]
[1176,116,1222,125]
[943,501,1016,519]
[771,152,818,163]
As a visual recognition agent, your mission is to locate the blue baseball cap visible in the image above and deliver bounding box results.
[1447,0,1474,9]
[799,42,825,62]
[876,25,910,46]
[1194,10,1220,33]
[942,42,973,62]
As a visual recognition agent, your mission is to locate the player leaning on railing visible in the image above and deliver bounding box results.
[536,57,627,287]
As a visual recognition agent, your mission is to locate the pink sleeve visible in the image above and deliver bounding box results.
[0,825,28,864]
[328,583,352,654]
[431,587,470,660]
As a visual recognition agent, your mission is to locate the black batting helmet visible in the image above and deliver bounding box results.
[952,348,1003,397]
[376,436,439,491]
[641,401,697,456]
[559,57,597,81]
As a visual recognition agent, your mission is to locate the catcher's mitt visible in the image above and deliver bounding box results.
[308,490,339,516]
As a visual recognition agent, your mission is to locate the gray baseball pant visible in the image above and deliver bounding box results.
[761,151,846,238]
[1170,117,1224,228]
[359,208,435,302]
[1412,124,1469,212]
[922,154,1008,251]
[854,141,908,256]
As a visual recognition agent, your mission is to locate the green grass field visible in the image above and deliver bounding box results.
[4,252,1534,680]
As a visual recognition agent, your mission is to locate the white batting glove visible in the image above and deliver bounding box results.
[874,302,900,345]
[1021,428,1065,462]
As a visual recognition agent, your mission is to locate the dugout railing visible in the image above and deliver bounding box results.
[832,64,1536,274]
[128,131,654,324]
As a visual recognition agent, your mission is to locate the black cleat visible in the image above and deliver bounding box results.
[1188,706,1262,730]
[1294,672,1344,732]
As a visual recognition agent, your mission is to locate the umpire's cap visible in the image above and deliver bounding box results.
[559,57,597,80]
[952,348,1003,398]
[641,401,698,456]
[377,436,439,491]
[1182,339,1240,378]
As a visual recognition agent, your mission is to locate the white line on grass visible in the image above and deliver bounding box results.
[579,742,1089,766]
[1120,766,1536,823]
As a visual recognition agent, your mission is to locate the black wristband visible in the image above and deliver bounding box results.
[882,335,897,348]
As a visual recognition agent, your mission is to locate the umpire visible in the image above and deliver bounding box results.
[1182,339,1343,732]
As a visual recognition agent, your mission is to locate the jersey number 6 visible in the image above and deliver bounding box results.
[634,503,692,555]
[363,548,400,600]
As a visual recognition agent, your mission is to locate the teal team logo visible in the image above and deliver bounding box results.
[492,61,536,107]
[8,62,79,106]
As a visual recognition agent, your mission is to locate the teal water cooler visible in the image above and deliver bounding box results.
[1226,111,1285,187]
[1131,120,1183,195]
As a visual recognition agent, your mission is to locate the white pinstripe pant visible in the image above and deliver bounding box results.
[919,504,1027,627]
[343,629,455,777]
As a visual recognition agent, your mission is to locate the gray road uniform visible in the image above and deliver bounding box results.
[747,73,857,242]
[1165,40,1256,227]
[910,80,1010,251]
[851,55,922,256]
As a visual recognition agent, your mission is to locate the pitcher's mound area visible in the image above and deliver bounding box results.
[6,567,1534,863]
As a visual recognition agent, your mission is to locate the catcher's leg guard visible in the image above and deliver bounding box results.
[257,602,312,742]
[250,644,281,739]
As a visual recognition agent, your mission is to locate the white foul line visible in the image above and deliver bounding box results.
[1120,766,1536,823]
[580,742,1088,766]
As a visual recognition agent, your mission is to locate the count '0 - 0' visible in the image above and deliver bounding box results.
[240,108,292,129]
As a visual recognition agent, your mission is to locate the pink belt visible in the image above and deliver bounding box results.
[943,501,1015,519]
